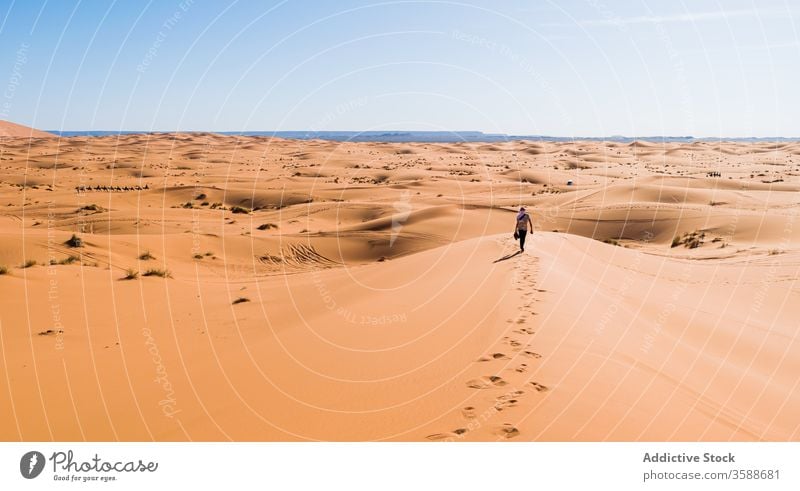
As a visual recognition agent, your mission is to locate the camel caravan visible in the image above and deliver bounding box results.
[75,184,150,193]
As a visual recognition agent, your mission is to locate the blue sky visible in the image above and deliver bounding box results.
[0,0,798,136]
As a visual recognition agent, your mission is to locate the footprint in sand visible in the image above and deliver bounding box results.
[529,381,550,392]
[495,391,524,410]
[426,433,450,441]
[476,352,509,362]
[494,399,519,411]
[466,375,507,389]
[521,350,542,359]
[514,363,528,373]
[461,406,476,419]
[495,424,520,439]
[425,428,468,441]
[513,327,535,335]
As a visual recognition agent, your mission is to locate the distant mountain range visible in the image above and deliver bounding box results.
[47,130,799,143]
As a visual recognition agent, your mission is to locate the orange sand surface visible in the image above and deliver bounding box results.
[1,130,798,441]
[0,120,53,138]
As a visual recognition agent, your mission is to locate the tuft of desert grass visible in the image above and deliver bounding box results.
[143,268,171,278]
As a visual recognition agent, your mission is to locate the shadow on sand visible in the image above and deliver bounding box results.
[493,251,522,263]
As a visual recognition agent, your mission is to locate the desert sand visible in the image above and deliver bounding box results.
[1,125,799,441]
[0,120,53,138]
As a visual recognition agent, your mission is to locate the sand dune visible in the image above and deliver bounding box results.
[1,134,798,441]
[0,120,53,138]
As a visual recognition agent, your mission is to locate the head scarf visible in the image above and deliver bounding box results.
[516,207,527,221]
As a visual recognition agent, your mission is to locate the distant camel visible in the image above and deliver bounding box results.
[73,184,150,192]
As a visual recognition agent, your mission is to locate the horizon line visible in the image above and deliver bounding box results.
[42,129,800,141]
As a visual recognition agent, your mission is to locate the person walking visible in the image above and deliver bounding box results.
[514,206,534,252]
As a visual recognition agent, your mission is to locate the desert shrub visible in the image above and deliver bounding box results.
[195,193,207,200]
[232,297,250,305]
[59,255,80,265]
[143,268,171,278]
[230,206,250,214]
[685,237,701,249]
[122,268,139,280]
[21,259,37,268]
[65,234,83,247]
[193,254,204,260]
[257,223,278,230]
[37,329,63,336]
[0,265,8,275]
[677,231,705,249]
[138,251,155,260]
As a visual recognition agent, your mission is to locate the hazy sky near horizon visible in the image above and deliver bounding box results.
[0,0,798,136]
